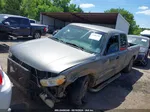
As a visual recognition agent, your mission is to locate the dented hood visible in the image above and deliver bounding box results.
[10,38,95,73]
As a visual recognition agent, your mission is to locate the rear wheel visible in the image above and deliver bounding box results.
[33,31,41,39]
[68,76,89,107]
[123,57,134,73]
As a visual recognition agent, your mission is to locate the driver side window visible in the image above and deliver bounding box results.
[105,35,119,55]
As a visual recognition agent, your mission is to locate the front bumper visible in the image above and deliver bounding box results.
[0,72,12,110]
[7,57,58,108]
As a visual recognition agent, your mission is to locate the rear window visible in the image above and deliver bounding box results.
[30,20,36,23]
[21,18,30,26]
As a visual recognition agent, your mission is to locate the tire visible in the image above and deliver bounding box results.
[123,57,134,73]
[68,76,89,106]
[141,55,148,67]
[33,31,41,39]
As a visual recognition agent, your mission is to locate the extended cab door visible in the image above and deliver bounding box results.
[96,34,120,84]
[20,18,30,36]
[116,33,128,72]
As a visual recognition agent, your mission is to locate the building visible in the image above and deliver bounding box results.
[40,12,130,34]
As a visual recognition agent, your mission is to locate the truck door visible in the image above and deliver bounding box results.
[117,34,128,72]
[20,18,30,36]
[96,35,120,84]
[3,17,21,36]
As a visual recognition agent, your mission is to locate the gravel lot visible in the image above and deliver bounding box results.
[0,35,150,112]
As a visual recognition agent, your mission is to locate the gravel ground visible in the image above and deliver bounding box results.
[0,35,150,112]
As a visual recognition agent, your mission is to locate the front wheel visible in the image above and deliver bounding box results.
[33,31,41,39]
[68,76,89,106]
[123,57,134,73]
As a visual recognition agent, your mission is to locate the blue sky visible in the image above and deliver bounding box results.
[71,0,150,28]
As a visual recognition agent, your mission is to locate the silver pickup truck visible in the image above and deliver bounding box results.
[7,23,140,108]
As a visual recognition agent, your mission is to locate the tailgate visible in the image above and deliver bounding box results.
[7,58,30,89]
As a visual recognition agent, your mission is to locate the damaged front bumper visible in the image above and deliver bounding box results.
[7,58,60,108]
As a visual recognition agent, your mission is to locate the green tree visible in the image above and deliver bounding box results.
[3,0,23,15]
[0,0,5,13]
[105,8,141,35]
[0,0,83,20]
[68,4,83,12]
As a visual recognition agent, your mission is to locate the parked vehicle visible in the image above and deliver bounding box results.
[0,65,12,110]
[7,23,140,108]
[140,30,150,38]
[128,35,150,66]
[0,14,48,39]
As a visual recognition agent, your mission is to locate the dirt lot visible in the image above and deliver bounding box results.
[0,35,150,112]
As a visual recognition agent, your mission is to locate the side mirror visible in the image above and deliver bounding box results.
[52,30,59,36]
[3,22,10,26]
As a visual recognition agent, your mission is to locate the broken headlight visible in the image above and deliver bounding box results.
[40,75,66,87]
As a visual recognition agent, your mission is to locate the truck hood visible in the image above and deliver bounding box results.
[10,38,95,73]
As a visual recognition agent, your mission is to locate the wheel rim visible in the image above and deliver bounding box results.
[35,33,40,38]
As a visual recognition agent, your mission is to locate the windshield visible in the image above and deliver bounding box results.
[128,36,149,47]
[53,25,105,54]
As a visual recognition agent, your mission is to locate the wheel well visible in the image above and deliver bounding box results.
[66,74,95,91]
[133,55,136,60]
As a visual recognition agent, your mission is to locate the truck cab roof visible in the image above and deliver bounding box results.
[0,14,28,19]
[70,23,126,34]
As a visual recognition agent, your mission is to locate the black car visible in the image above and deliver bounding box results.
[128,35,150,66]
[0,14,48,39]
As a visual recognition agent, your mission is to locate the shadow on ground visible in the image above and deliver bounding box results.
[54,68,143,110]
[10,68,143,111]
[0,44,9,53]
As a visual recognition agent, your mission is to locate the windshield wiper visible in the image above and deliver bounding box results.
[50,37,66,43]
[65,42,94,54]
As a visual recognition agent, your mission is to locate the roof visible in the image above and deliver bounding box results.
[0,14,27,19]
[41,12,120,24]
[128,35,150,40]
[70,23,125,33]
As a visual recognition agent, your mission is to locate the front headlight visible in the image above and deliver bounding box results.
[40,75,66,87]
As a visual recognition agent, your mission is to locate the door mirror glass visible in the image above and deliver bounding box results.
[52,30,60,36]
